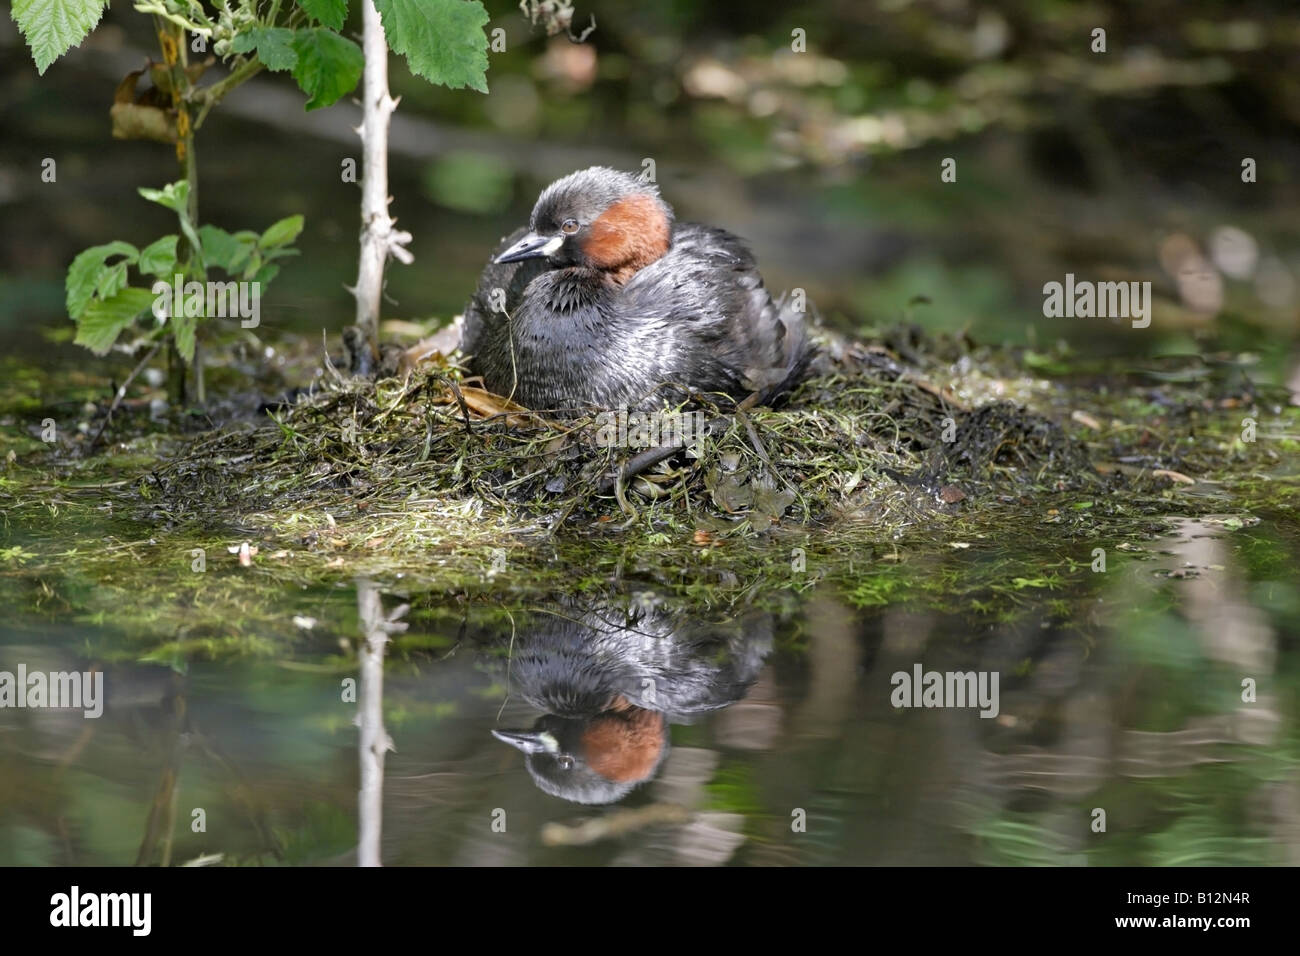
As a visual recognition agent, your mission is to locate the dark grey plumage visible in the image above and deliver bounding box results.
[506,601,773,720]
[461,167,810,412]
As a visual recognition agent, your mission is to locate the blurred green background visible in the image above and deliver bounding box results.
[2,0,1298,386]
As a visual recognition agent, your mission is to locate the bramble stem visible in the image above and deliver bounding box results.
[351,0,414,368]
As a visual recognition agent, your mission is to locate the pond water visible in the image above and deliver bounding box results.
[2,508,1296,866]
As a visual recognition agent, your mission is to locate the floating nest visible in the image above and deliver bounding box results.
[136,327,1108,537]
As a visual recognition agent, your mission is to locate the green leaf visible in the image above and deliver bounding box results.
[290,28,363,110]
[140,183,202,271]
[261,247,300,266]
[138,180,189,213]
[74,288,154,355]
[170,311,197,365]
[260,215,304,249]
[66,241,138,318]
[231,27,298,72]
[239,251,263,280]
[297,0,348,31]
[11,0,108,75]
[252,263,281,286]
[95,260,129,301]
[138,235,179,277]
[373,0,489,93]
[199,225,256,274]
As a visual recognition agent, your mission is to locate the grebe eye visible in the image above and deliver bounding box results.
[561,218,579,235]
[558,755,574,770]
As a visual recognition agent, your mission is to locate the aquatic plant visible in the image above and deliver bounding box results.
[11,0,491,401]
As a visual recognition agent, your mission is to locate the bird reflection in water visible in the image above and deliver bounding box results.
[489,596,773,804]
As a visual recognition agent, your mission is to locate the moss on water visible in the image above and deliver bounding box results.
[0,328,1296,660]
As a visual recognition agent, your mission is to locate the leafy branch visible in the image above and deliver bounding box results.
[14,0,491,408]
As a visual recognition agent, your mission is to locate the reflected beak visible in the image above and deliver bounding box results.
[491,729,557,755]
[494,231,565,264]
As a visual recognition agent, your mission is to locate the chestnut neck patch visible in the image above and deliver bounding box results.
[580,701,666,783]
[582,193,671,284]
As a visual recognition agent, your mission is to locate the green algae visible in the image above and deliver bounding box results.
[0,328,1296,663]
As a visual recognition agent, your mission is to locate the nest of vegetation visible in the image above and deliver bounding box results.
[139,330,1102,536]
